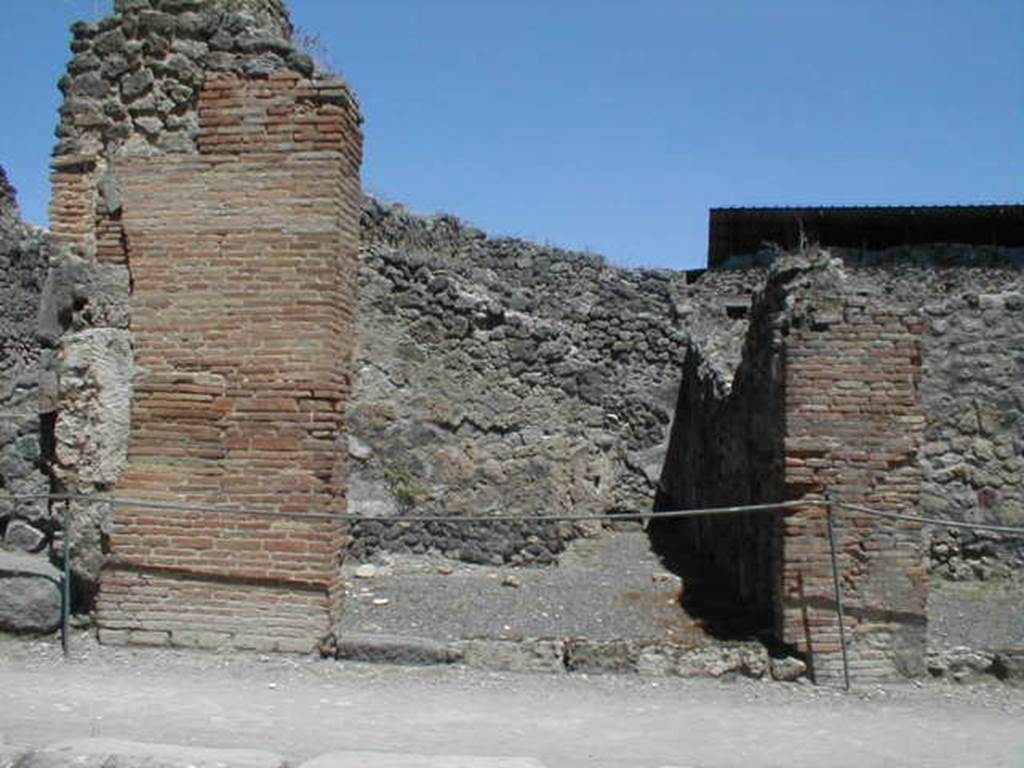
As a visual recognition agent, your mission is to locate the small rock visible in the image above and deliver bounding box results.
[501,575,521,588]
[121,67,154,101]
[436,564,454,575]
[372,598,389,606]
[69,72,109,99]
[133,115,164,138]
[354,564,377,579]
[651,572,679,583]
[770,655,807,682]
[3,520,47,553]
[347,435,373,461]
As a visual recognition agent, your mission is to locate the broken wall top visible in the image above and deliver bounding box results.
[0,166,17,219]
[113,0,293,38]
[56,0,356,167]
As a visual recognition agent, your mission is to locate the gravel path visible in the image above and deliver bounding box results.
[928,579,1024,650]
[340,532,702,644]
[341,530,1024,661]
[1,635,1023,768]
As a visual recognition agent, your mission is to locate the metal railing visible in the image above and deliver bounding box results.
[3,490,1022,690]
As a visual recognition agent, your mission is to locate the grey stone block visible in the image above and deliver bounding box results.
[335,633,462,665]
[3,519,47,553]
[0,551,62,633]
[992,650,1024,685]
[459,639,565,674]
[564,639,637,674]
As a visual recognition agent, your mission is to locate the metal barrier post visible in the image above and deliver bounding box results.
[61,497,71,658]
[825,492,850,690]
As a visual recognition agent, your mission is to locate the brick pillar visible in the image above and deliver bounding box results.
[95,73,362,652]
[780,287,928,680]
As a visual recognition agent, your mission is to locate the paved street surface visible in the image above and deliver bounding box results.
[1,635,1023,768]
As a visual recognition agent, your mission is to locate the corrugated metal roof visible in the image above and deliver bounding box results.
[707,204,1024,267]
[711,203,1023,212]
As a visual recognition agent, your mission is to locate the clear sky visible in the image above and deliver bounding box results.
[1,1,1021,270]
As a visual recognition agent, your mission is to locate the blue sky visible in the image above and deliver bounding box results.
[2,1,1021,270]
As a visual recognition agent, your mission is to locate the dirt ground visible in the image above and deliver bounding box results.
[1,634,1023,768]
[339,532,703,645]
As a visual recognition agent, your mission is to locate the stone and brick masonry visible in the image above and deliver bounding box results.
[349,200,758,565]
[654,248,1022,680]
[98,73,362,651]
[0,170,65,636]
[0,0,1021,674]
[777,257,927,680]
[37,0,364,651]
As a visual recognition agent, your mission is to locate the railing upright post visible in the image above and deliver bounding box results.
[61,497,71,659]
[825,491,851,690]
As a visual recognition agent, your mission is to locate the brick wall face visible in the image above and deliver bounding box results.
[780,282,927,680]
[94,72,363,652]
[656,256,928,680]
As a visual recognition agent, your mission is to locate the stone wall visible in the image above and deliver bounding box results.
[656,251,930,680]
[347,200,760,565]
[1,0,1020,667]
[0,169,52,557]
[827,254,1024,581]
[656,247,1024,679]
[918,281,1024,580]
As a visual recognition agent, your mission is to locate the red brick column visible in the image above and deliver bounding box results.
[95,73,362,651]
[781,290,928,680]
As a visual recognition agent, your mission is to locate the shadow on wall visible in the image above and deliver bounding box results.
[645,280,790,643]
[647,507,782,642]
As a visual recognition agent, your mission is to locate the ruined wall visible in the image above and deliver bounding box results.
[41,0,364,651]
[917,281,1024,580]
[778,257,927,681]
[0,169,52,554]
[348,201,759,564]
[658,252,930,680]
[658,248,1024,679]
[40,0,336,601]
[3,0,1019,662]
[651,273,786,636]
[821,254,1024,581]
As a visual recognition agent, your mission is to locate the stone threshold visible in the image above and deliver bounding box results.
[331,632,808,681]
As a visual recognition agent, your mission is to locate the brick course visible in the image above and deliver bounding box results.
[779,278,927,680]
[92,72,363,652]
[655,255,927,680]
